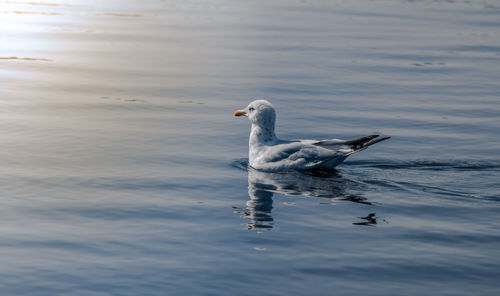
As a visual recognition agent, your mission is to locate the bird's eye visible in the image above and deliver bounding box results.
[249,107,255,112]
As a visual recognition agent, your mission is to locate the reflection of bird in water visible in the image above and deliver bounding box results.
[234,100,390,171]
[242,166,373,230]
[245,181,274,230]
[353,213,377,226]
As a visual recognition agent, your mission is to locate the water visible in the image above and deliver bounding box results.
[1,0,500,295]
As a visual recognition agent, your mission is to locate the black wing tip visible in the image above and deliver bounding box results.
[363,136,391,147]
[363,134,380,141]
[351,135,390,152]
[345,134,378,147]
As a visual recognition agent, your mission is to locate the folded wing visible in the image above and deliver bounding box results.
[254,142,348,171]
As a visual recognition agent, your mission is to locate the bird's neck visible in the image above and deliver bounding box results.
[249,124,276,147]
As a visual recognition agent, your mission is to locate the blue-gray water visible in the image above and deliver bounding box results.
[1,0,500,295]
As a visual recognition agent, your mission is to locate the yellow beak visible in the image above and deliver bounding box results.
[234,110,246,117]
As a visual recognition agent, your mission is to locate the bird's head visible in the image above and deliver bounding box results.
[234,100,276,128]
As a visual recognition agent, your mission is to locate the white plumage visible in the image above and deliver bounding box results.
[234,100,390,172]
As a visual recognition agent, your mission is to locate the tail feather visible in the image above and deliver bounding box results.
[311,135,391,169]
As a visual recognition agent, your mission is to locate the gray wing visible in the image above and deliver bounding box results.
[255,141,349,171]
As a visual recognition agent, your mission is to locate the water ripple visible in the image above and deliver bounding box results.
[345,159,500,171]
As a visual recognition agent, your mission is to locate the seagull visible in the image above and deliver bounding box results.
[234,100,390,171]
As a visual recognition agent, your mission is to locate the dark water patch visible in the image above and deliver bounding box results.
[262,81,500,97]
[296,259,500,287]
[256,73,316,80]
[0,174,241,198]
[411,62,444,67]
[245,44,326,53]
[345,159,500,171]
[360,179,406,191]
[39,205,195,221]
[237,23,332,34]
[349,63,461,75]
[465,20,500,27]
[400,231,500,246]
[336,194,373,205]
[394,180,480,199]
[450,45,500,53]
[374,53,447,62]
[0,239,112,255]
[76,177,227,192]
[481,194,500,201]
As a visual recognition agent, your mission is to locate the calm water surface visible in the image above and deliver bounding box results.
[1,0,500,295]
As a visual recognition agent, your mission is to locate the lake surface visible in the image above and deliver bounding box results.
[1,0,500,295]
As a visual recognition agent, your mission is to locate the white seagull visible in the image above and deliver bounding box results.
[234,100,390,171]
